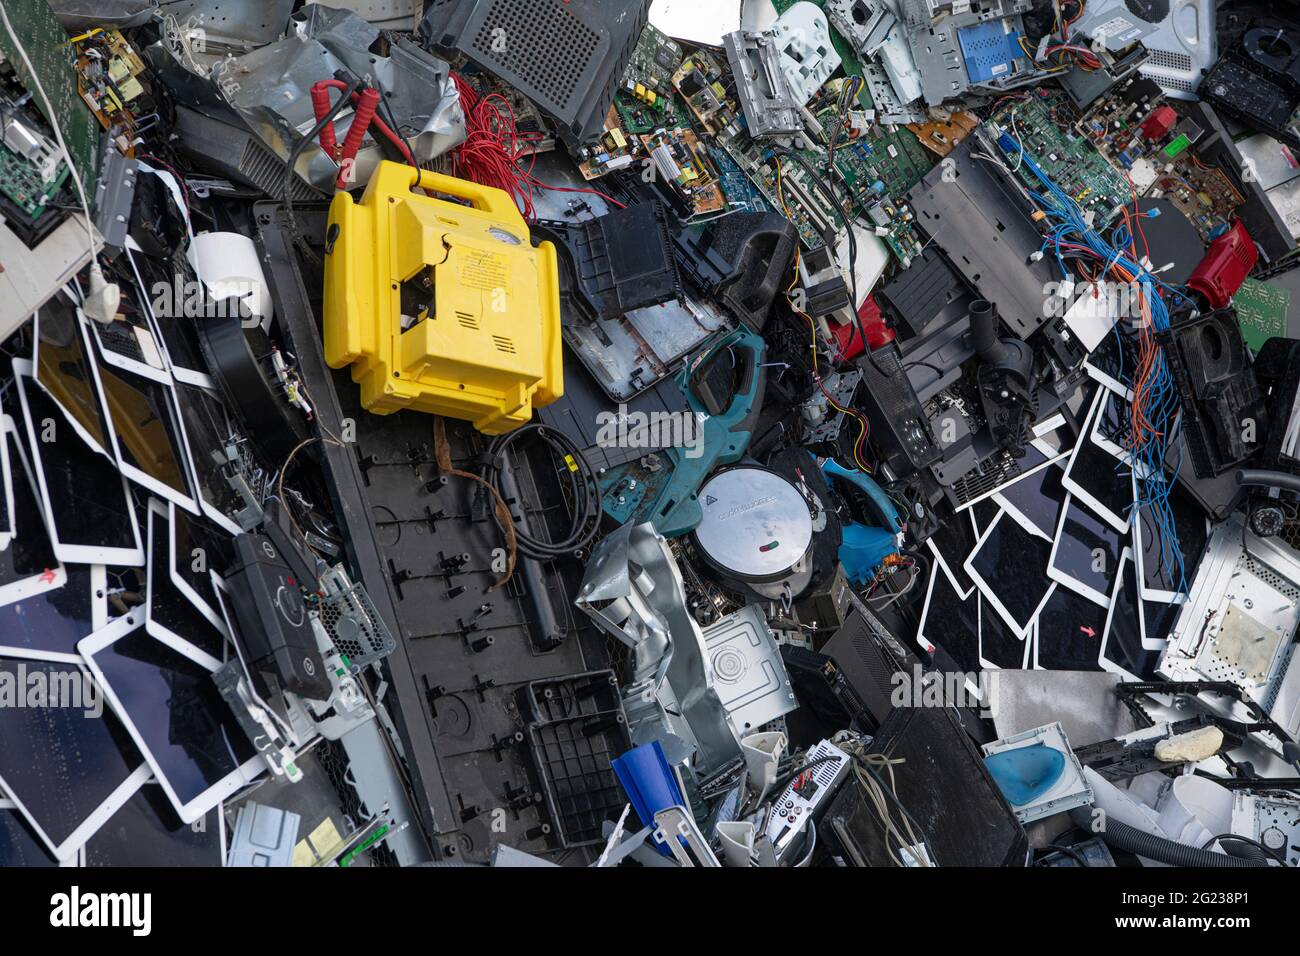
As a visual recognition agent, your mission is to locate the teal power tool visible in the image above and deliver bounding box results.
[600,326,766,536]
[821,459,902,585]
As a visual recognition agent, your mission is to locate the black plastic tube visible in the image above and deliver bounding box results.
[969,299,1008,366]
[1236,469,1300,495]
[1067,807,1267,867]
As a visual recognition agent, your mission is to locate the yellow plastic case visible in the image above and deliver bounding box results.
[323,162,563,434]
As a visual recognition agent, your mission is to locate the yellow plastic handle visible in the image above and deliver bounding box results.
[410,167,519,220]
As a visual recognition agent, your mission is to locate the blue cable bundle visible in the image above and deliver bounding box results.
[996,129,1191,594]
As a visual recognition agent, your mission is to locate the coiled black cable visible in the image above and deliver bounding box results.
[483,424,600,561]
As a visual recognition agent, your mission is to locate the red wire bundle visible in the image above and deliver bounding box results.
[449,72,624,219]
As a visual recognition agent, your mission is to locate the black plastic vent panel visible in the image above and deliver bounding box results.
[422,0,649,145]
[474,0,601,112]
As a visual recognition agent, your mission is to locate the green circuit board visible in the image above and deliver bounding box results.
[0,0,97,199]
[1234,278,1291,354]
[614,89,685,135]
[722,137,836,248]
[990,92,1130,225]
[622,22,683,96]
[0,141,67,217]
[709,144,771,214]
[722,134,923,265]
[675,0,932,263]
[807,100,932,198]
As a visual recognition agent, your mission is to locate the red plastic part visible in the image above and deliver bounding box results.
[831,294,894,359]
[1188,219,1258,310]
[313,80,416,188]
[336,88,382,188]
[310,82,339,158]
[1140,105,1177,143]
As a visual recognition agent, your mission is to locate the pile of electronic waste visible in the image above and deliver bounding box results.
[3,0,1300,870]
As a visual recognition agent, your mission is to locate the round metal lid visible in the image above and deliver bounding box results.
[693,466,813,580]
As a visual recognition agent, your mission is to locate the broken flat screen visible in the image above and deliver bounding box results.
[918,567,980,674]
[87,328,199,513]
[128,246,213,388]
[1084,327,1139,399]
[145,499,228,661]
[979,595,1029,669]
[1091,388,1134,463]
[170,503,233,624]
[972,497,1001,535]
[1141,597,1183,650]
[34,288,113,455]
[966,509,1055,638]
[172,382,245,534]
[0,802,64,867]
[926,509,978,598]
[0,415,66,607]
[79,616,261,824]
[1100,551,1164,680]
[83,783,225,867]
[1034,580,1109,671]
[1048,495,1124,607]
[12,361,144,566]
[1062,396,1136,534]
[0,564,100,663]
[0,655,149,861]
[996,459,1067,538]
[86,268,171,382]
[1133,475,1209,603]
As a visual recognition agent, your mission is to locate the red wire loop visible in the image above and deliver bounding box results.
[449,72,625,219]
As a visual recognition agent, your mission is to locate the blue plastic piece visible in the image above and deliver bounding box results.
[612,742,685,856]
[839,522,900,586]
[821,460,902,533]
[820,460,902,586]
[957,21,1023,84]
[984,744,1066,807]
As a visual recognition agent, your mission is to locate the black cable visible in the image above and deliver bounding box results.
[1039,843,1090,867]
[902,359,947,379]
[371,72,418,168]
[282,77,358,265]
[1201,832,1288,866]
[773,148,865,352]
[482,424,600,561]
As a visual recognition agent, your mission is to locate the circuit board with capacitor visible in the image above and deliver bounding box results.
[623,21,682,97]
[641,125,726,217]
[73,28,152,156]
[991,91,1131,226]
[614,88,685,134]
[673,48,745,142]
[1147,162,1243,244]
[577,106,637,179]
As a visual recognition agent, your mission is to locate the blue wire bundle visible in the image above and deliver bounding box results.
[996,130,1191,594]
